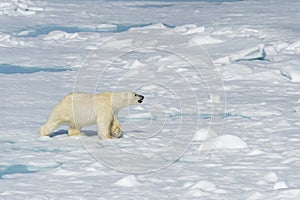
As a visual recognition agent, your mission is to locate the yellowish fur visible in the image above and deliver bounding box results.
[39,91,143,139]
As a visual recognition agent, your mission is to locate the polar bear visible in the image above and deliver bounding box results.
[39,91,144,139]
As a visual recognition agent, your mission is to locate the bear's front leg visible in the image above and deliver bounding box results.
[68,125,85,136]
[97,118,113,140]
[111,119,122,138]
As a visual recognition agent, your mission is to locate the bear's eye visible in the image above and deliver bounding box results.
[134,94,137,96]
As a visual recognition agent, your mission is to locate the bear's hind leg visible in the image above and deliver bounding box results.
[39,119,64,136]
[39,125,52,136]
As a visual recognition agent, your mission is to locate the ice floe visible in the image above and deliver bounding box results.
[0,0,43,16]
[280,58,300,82]
[0,0,300,199]
[43,31,79,41]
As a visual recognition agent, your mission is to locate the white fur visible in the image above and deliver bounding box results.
[39,91,143,139]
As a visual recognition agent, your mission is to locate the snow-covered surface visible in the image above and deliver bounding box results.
[1,0,300,199]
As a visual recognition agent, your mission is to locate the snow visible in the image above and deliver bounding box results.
[0,0,300,199]
[189,35,223,46]
[113,175,141,187]
[190,180,217,191]
[273,181,288,190]
[263,171,279,183]
[0,0,43,16]
[280,58,300,82]
[43,31,79,41]
[213,134,248,149]
[247,149,265,156]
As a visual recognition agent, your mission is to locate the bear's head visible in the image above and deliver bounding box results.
[111,91,144,109]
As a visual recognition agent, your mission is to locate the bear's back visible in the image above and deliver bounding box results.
[64,92,99,126]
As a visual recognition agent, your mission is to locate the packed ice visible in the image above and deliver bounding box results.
[0,0,300,199]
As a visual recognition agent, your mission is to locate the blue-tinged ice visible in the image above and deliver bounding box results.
[0,64,70,74]
[0,165,37,179]
[15,24,152,37]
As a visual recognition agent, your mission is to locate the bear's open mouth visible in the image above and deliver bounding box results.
[138,95,144,103]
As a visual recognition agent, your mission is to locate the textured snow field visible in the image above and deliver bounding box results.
[1,0,300,199]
